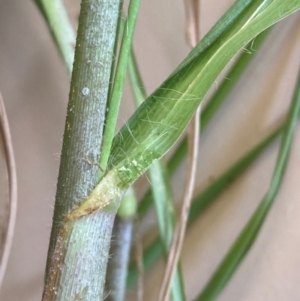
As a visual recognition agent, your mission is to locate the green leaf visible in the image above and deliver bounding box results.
[128,47,186,301]
[127,120,282,288]
[99,0,142,178]
[34,0,75,75]
[195,70,300,301]
[66,0,299,229]
[108,0,300,190]
[137,27,272,218]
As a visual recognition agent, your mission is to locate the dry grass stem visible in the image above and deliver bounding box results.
[0,93,17,287]
[157,1,201,301]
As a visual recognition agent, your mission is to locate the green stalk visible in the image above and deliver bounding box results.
[36,0,300,298]
[99,0,142,178]
[105,217,133,301]
[34,0,75,75]
[56,1,298,291]
[138,28,271,217]
[107,0,124,102]
[105,188,136,301]
[42,1,121,300]
[195,70,300,301]
[126,120,282,288]
[128,48,186,301]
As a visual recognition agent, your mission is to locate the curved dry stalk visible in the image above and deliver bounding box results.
[157,2,201,301]
[0,93,17,287]
[183,0,200,47]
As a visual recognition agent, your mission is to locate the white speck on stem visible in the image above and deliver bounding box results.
[82,87,90,96]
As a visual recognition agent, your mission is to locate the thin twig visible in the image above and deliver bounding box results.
[157,1,201,301]
[0,93,17,286]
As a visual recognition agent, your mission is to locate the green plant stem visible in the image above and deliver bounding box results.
[105,188,136,301]
[138,28,271,217]
[148,161,186,301]
[107,0,124,102]
[128,49,146,108]
[42,1,121,300]
[105,217,133,301]
[195,70,300,301]
[99,0,142,177]
[128,47,186,301]
[34,0,75,75]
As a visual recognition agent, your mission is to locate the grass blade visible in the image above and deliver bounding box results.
[68,0,300,243]
[107,0,125,102]
[149,161,186,301]
[128,48,186,301]
[172,0,254,75]
[99,0,142,178]
[33,0,75,75]
[127,117,282,288]
[108,0,298,188]
[195,69,300,301]
[138,27,271,218]
[188,127,281,223]
[157,2,202,300]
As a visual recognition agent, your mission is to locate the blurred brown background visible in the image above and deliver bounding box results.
[0,0,300,300]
